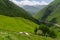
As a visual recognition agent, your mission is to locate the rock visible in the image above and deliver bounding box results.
[24,32,29,36]
[19,32,23,34]
[19,32,29,36]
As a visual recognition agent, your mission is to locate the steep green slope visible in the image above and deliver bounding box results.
[0,0,37,32]
[0,0,40,40]
[34,0,60,24]
[0,0,32,19]
[0,0,40,25]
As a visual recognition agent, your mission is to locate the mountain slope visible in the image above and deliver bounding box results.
[0,0,40,40]
[0,0,40,24]
[34,0,60,40]
[22,5,46,15]
[0,0,32,19]
[34,0,60,24]
[0,0,41,32]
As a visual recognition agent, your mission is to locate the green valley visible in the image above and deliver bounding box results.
[0,0,60,40]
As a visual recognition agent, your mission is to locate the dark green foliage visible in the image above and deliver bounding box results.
[48,30,57,38]
[5,35,12,40]
[34,27,38,34]
[34,24,57,38]
[39,24,49,36]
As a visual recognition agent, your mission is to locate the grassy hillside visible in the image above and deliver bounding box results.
[0,0,59,40]
[0,30,55,40]
[0,0,52,40]
[0,0,40,24]
[0,0,38,32]
[0,0,40,40]
[0,15,38,32]
[34,0,60,24]
[34,0,60,40]
[0,0,39,32]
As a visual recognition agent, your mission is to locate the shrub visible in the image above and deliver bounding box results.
[36,30,43,36]
[34,24,57,38]
[48,30,57,38]
[39,24,50,36]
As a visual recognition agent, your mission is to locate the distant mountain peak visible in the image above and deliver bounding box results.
[9,0,52,7]
[22,5,46,15]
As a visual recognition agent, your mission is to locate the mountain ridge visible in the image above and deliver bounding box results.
[22,5,46,15]
[34,0,60,24]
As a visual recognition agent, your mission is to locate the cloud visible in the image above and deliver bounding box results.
[9,0,50,6]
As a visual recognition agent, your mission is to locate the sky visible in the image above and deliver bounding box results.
[9,0,54,6]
